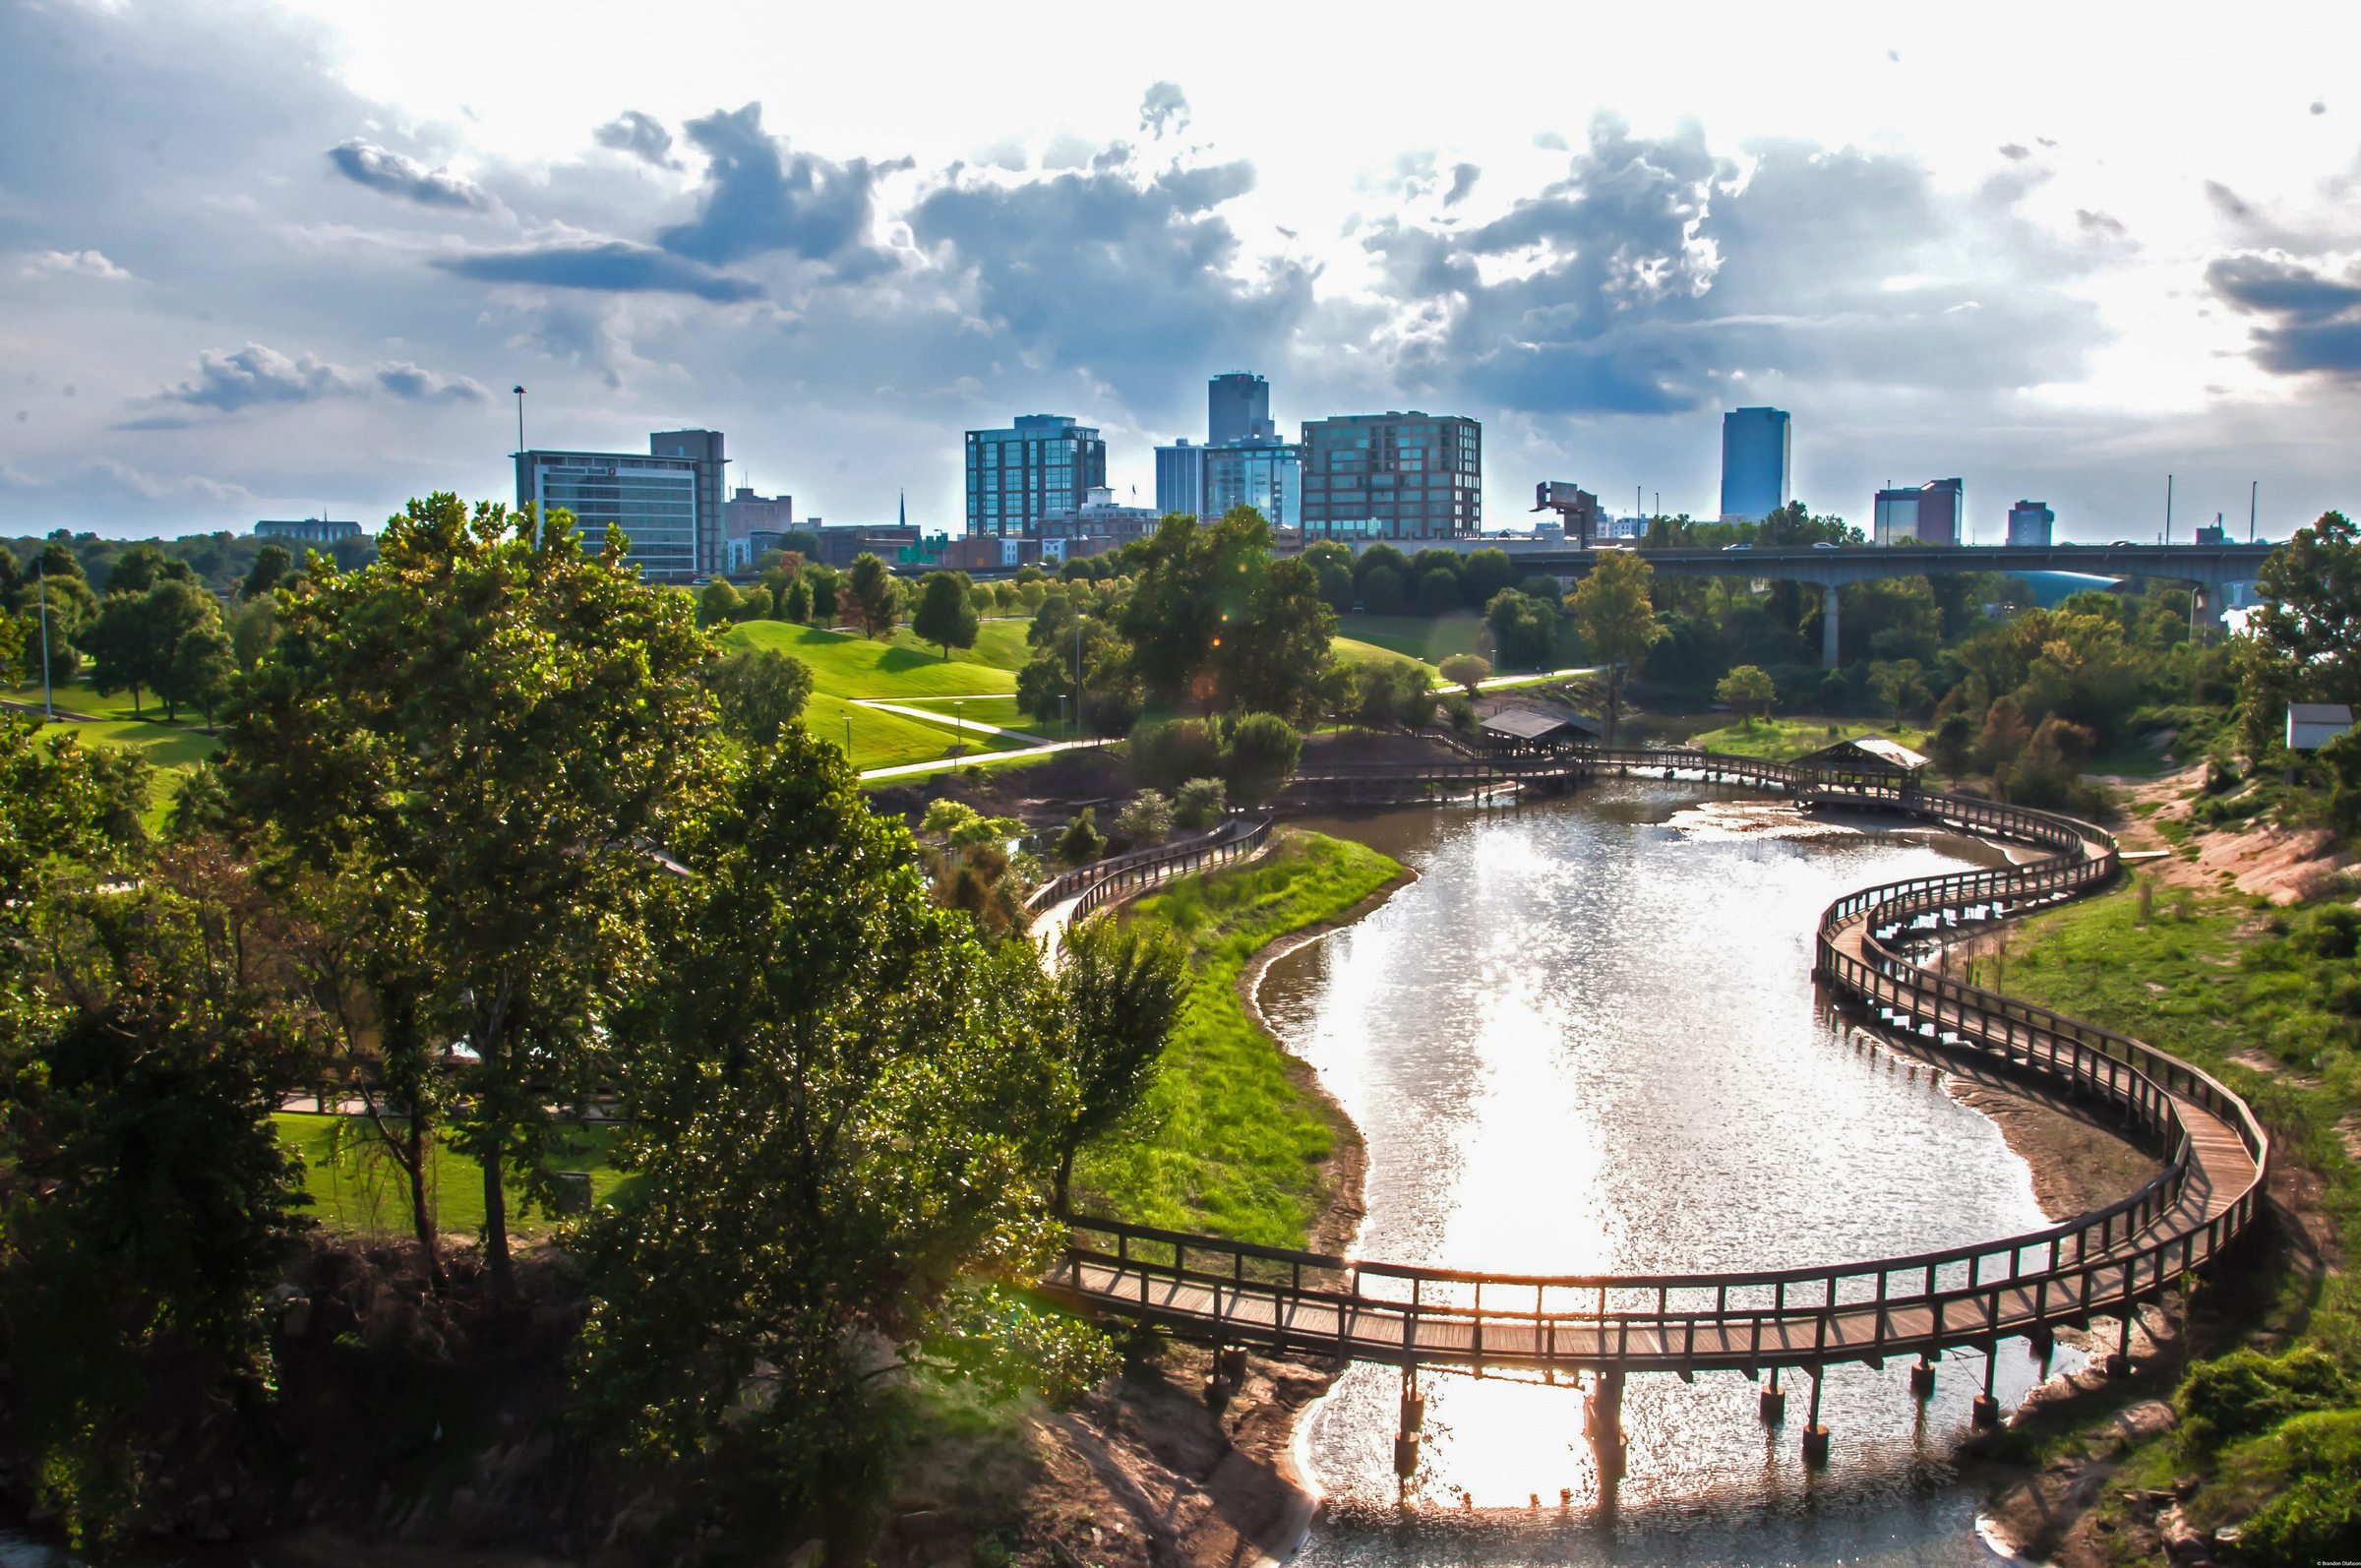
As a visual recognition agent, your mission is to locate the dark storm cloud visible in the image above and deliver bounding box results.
[909,158,1312,414]
[436,241,765,302]
[655,103,901,274]
[328,139,496,211]
[2208,253,2361,377]
[1139,82,1190,139]
[1443,162,1482,207]
[593,110,681,168]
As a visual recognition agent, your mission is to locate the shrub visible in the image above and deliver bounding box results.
[1056,808,1106,868]
[2179,1348,2355,1448]
[1131,719,1223,793]
[1361,565,1405,615]
[1174,778,1227,829]
[1221,713,1302,809]
[1439,653,1492,698]
[1117,790,1173,846]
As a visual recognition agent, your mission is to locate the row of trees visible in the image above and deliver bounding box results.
[1,495,1194,1553]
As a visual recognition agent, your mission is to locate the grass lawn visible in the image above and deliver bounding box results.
[275,1113,637,1238]
[807,693,1030,771]
[721,620,1026,695]
[1687,714,1931,760]
[868,694,1036,735]
[12,681,222,832]
[1335,613,1485,668]
[1331,634,1432,672]
[1072,829,1403,1248]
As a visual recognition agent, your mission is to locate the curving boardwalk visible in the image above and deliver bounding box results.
[1046,752,2267,1389]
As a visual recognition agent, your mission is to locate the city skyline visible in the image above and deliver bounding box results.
[4,2,2357,542]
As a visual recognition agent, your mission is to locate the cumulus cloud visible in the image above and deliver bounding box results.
[1139,81,1189,139]
[2208,251,2361,376]
[165,342,366,410]
[656,103,901,275]
[436,240,765,301]
[1998,143,2030,160]
[328,139,498,211]
[376,362,488,400]
[24,249,131,279]
[593,110,681,168]
[156,343,491,413]
[1443,162,1482,207]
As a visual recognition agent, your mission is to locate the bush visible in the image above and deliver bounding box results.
[1417,568,1460,616]
[2233,1410,2361,1566]
[1117,790,1173,846]
[2179,1348,2355,1448]
[1131,719,1223,793]
[1361,565,1405,616]
[1928,712,1973,775]
[1439,653,1492,698]
[1174,778,1227,829]
[1056,808,1106,868]
[1441,694,1478,736]
[1221,713,1302,809]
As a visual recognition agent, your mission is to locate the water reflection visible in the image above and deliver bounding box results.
[1265,785,2076,1566]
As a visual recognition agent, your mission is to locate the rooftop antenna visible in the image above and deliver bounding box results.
[2164,473,2173,545]
[2251,480,2258,543]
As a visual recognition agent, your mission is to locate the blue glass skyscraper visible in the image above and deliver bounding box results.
[1719,407,1791,521]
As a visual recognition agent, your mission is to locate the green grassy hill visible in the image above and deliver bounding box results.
[721,619,1027,695]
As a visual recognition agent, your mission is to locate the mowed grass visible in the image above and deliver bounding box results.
[721,619,1026,695]
[1331,635,1431,673]
[12,681,222,833]
[805,693,1030,771]
[1073,829,1403,1247]
[1336,613,1487,669]
[869,694,1037,735]
[273,1113,636,1238]
[1687,715,1931,761]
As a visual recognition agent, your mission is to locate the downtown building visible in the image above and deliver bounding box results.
[963,414,1107,538]
[1300,411,1483,541]
[1719,406,1791,523]
[515,429,726,582]
[1158,372,1302,527]
[1874,478,1966,547]
[2007,500,2055,546]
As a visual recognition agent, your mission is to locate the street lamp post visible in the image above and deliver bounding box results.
[35,554,53,722]
[514,386,526,453]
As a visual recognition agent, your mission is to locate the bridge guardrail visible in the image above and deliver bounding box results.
[1051,748,2269,1372]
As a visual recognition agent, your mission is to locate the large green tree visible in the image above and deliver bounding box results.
[846,552,903,639]
[1568,551,1665,744]
[1118,507,1335,720]
[912,570,980,660]
[222,493,717,1297]
[1052,919,1186,1211]
[2240,512,2361,757]
[575,727,1075,1546]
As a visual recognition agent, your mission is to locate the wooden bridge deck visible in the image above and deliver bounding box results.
[1049,754,2268,1376]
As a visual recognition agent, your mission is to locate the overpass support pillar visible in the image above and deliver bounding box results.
[1821,583,1841,668]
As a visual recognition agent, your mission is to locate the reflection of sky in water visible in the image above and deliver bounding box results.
[1263,786,2073,1566]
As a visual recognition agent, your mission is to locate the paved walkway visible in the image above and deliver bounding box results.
[858,738,1105,783]
[849,697,1049,745]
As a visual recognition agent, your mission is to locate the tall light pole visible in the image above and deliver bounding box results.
[2164,473,2173,545]
[1074,607,1084,739]
[513,386,526,453]
[2251,480,2259,543]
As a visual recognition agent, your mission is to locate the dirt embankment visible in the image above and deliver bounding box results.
[2105,763,2351,904]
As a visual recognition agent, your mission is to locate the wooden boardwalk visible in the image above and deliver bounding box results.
[1048,755,2268,1379]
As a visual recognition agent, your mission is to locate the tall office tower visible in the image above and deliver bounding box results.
[1208,373,1270,448]
[515,429,727,582]
[1874,478,1966,547]
[1299,411,1483,542]
[1203,439,1302,529]
[1719,407,1792,522]
[963,414,1107,538]
[649,429,728,575]
[2007,500,2055,546]
[1155,439,1205,517]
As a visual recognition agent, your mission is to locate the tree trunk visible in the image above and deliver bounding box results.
[1054,1146,1075,1215]
[407,1114,446,1294]
[482,1137,514,1301]
[1604,666,1623,747]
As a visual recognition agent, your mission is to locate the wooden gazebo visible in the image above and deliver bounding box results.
[1481,707,1604,755]
[1793,733,1931,798]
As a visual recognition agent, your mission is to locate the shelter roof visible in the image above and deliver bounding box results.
[1482,707,1603,742]
[1795,733,1930,772]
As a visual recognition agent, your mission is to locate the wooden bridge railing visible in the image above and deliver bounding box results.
[1048,749,2269,1374]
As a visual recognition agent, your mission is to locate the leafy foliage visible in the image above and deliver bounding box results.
[708,646,815,746]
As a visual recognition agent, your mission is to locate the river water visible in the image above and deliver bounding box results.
[1262,784,2088,1567]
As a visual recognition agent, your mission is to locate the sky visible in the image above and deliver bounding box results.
[3,0,2359,545]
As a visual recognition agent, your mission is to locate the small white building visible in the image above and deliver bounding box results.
[2286,702,2355,753]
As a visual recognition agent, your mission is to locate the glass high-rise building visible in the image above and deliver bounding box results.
[1208,373,1270,448]
[964,414,1107,538]
[515,428,726,582]
[1875,478,1965,547]
[2007,500,2055,546]
[1719,407,1791,522]
[1299,411,1482,541]
[1204,439,1300,529]
[1155,439,1205,517]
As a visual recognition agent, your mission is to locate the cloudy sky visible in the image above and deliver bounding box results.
[4,0,2358,544]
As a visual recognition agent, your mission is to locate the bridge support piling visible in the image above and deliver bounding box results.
[1586,1368,1628,1480]
[1760,1366,1786,1422]
[1393,1366,1423,1486]
[2107,1308,2135,1379]
[1820,583,1841,668]
[1909,1356,1936,1398]
[1801,1369,1831,1464]
[1971,1344,2001,1426]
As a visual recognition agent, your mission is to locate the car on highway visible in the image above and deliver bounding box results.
[1722,543,1752,551]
